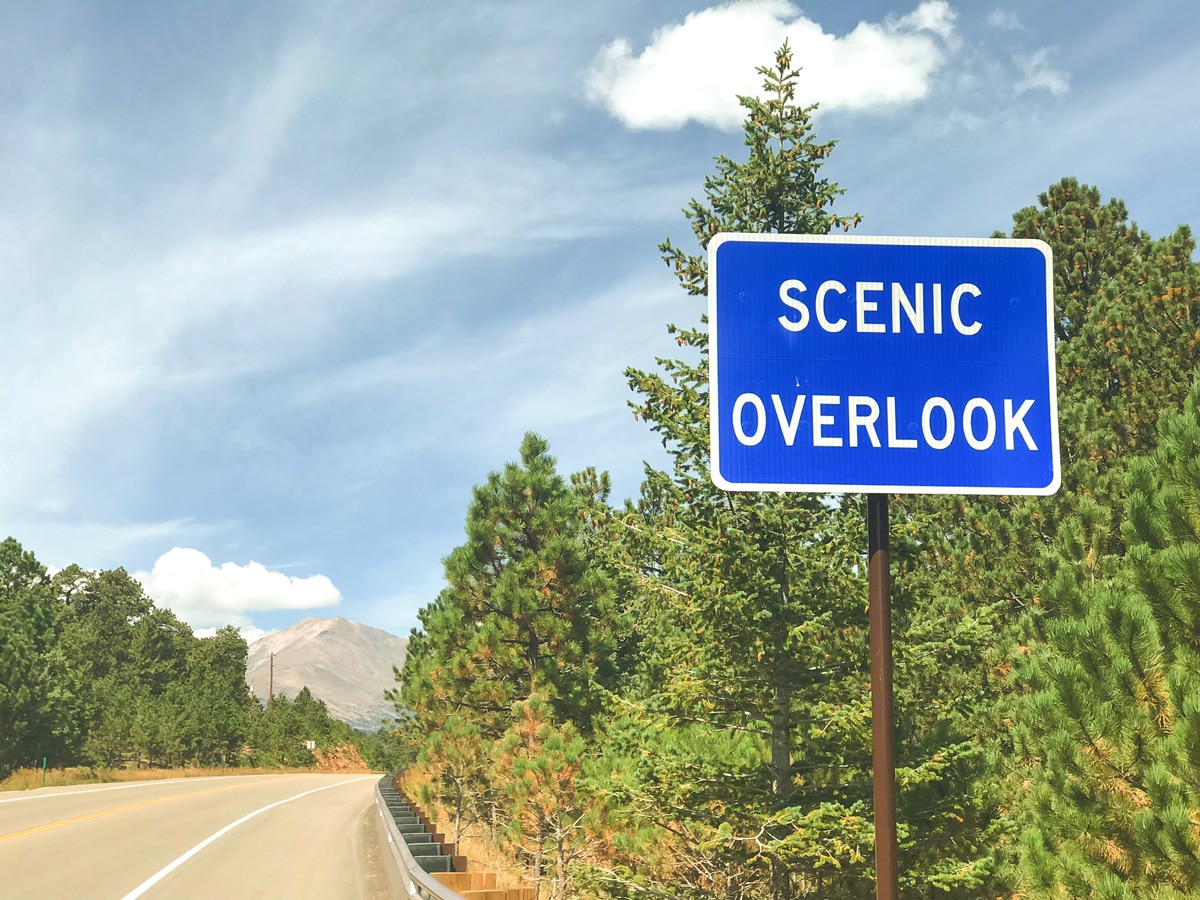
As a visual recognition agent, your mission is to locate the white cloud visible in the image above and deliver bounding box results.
[195,624,277,644]
[987,9,1023,30]
[893,1,957,41]
[134,547,341,632]
[1014,48,1069,96]
[585,0,956,130]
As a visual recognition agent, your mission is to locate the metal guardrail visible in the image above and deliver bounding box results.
[374,776,462,900]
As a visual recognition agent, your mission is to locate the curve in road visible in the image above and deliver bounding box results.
[0,774,394,900]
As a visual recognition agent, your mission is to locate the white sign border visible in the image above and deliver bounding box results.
[708,233,1060,496]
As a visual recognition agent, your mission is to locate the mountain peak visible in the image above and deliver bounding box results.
[246,617,408,731]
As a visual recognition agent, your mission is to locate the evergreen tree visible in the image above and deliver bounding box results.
[57,564,154,765]
[1018,375,1200,898]
[54,567,203,767]
[248,691,319,767]
[492,695,589,900]
[1009,177,1200,533]
[183,625,253,766]
[128,606,193,696]
[0,542,298,775]
[0,539,74,777]
[923,179,1200,627]
[354,725,414,774]
[919,179,1200,888]
[414,713,488,845]
[399,433,614,738]
[606,44,999,898]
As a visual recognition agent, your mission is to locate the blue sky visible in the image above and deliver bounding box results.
[3,1,1197,641]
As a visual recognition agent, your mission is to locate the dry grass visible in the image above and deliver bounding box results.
[456,824,530,889]
[0,764,320,794]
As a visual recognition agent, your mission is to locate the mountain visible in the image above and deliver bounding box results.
[246,617,408,732]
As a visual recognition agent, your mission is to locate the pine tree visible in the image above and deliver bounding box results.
[492,695,589,900]
[889,179,1200,889]
[184,625,253,766]
[0,539,74,777]
[399,433,614,739]
[604,44,999,899]
[927,179,1200,632]
[1011,178,1200,520]
[414,714,487,845]
[248,691,319,768]
[1017,375,1200,898]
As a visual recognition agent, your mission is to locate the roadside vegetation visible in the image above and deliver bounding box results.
[0,540,409,783]
[395,45,1200,900]
[0,764,332,793]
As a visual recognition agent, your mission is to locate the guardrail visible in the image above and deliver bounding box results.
[374,775,462,900]
[375,774,536,900]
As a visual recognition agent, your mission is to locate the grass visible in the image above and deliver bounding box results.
[0,764,322,793]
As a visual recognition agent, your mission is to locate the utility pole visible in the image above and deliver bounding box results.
[268,652,274,710]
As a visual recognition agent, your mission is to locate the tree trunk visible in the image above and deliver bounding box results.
[771,669,792,800]
[527,631,540,695]
[770,564,793,900]
[553,831,568,899]
[454,784,463,845]
[532,819,546,900]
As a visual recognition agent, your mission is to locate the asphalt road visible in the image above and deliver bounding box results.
[0,773,397,899]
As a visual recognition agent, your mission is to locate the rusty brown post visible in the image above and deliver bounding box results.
[868,493,898,900]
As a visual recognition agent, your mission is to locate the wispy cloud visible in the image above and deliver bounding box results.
[1014,48,1070,96]
[5,518,229,574]
[987,9,1024,31]
[209,40,330,214]
[586,0,956,130]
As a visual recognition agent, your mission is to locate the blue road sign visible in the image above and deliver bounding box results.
[709,234,1059,495]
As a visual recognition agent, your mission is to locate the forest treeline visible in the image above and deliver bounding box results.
[396,47,1200,899]
[0,544,407,778]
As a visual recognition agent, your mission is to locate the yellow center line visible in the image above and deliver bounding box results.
[0,780,291,844]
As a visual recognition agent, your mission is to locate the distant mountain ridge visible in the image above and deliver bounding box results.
[246,616,407,732]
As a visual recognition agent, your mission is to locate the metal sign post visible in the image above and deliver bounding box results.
[868,493,897,899]
[707,233,1059,900]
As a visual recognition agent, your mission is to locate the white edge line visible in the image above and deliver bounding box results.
[119,776,375,900]
[0,778,202,805]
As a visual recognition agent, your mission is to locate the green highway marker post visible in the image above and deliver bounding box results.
[42,757,47,787]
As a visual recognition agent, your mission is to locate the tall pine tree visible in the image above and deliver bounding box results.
[399,433,615,738]
[599,45,999,899]
[1019,375,1200,898]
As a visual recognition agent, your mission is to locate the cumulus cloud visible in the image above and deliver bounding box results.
[1014,48,1069,96]
[135,547,341,632]
[585,0,956,130]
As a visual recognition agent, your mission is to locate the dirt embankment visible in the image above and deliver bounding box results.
[312,744,371,772]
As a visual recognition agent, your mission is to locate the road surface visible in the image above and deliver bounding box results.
[0,773,397,899]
